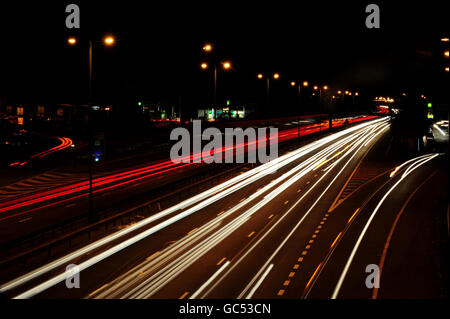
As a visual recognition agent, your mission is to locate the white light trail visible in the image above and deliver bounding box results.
[3,117,389,298]
[331,153,440,299]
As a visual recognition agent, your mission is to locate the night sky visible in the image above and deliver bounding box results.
[0,1,448,114]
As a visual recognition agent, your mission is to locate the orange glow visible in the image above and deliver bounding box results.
[355,92,359,96]
[257,73,263,79]
[323,85,328,90]
[223,61,231,69]
[445,51,449,57]
[445,67,449,72]
[68,37,77,45]
[313,85,318,90]
[290,81,296,86]
[203,44,212,52]
[441,38,450,42]
[273,73,280,79]
[345,90,349,95]
[201,62,208,69]
[337,90,342,94]
[104,36,115,46]
[303,81,309,87]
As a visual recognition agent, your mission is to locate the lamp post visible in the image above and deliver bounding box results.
[201,44,231,120]
[257,73,280,114]
[290,81,308,138]
[68,35,115,223]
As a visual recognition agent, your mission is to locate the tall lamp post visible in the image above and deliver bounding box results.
[257,72,280,115]
[201,43,231,120]
[68,35,115,223]
[290,80,309,138]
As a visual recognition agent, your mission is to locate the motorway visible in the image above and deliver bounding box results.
[0,115,374,242]
[0,116,447,299]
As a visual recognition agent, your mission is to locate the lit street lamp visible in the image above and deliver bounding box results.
[257,72,280,110]
[290,80,309,138]
[200,44,231,119]
[68,35,115,223]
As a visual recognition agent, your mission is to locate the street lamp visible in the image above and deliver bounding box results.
[203,43,213,52]
[104,36,115,46]
[290,80,308,138]
[200,43,232,119]
[68,37,77,45]
[67,35,115,223]
[313,85,327,112]
[257,72,280,110]
[222,61,232,70]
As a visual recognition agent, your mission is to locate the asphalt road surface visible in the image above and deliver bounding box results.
[1,116,447,299]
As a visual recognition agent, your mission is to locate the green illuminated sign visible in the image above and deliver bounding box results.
[226,100,230,106]
[427,102,432,108]
[138,102,142,106]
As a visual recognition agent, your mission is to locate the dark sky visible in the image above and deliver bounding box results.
[0,1,448,111]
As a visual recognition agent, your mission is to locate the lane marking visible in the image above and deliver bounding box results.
[268,214,274,219]
[217,257,227,266]
[277,289,285,296]
[372,169,439,299]
[18,217,32,223]
[87,283,109,298]
[187,228,198,235]
[332,154,440,299]
[65,203,76,208]
[305,263,323,290]
[330,232,342,249]
[347,208,360,224]
[146,251,160,261]
[247,231,255,238]
[179,291,189,299]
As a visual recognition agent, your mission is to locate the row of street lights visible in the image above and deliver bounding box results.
[442,37,449,72]
[198,43,361,119]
